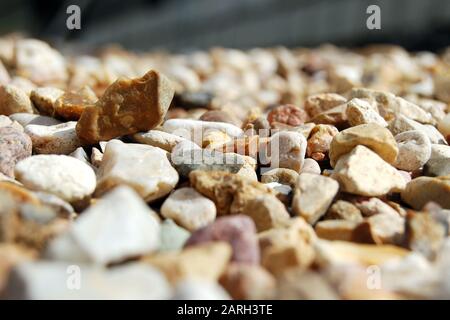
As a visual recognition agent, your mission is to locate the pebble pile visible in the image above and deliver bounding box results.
[1,35,450,299]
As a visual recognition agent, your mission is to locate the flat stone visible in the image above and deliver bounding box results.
[0,126,32,177]
[159,219,190,252]
[329,123,398,167]
[401,176,450,210]
[161,187,216,232]
[185,215,259,264]
[3,262,171,299]
[189,170,275,216]
[142,242,232,284]
[9,113,61,127]
[25,121,82,154]
[242,194,290,232]
[0,84,34,115]
[346,98,388,127]
[132,130,190,152]
[331,145,406,196]
[394,130,431,171]
[292,173,339,224]
[96,140,179,202]
[219,264,276,300]
[30,87,64,116]
[47,186,161,264]
[14,155,96,203]
[76,70,174,144]
[268,131,307,172]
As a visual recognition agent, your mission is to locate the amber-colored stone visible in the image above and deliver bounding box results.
[76,70,174,144]
[54,86,97,121]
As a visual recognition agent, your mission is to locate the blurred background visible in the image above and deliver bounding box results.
[0,0,449,52]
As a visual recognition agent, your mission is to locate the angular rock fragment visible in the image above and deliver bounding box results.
[76,70,174,144]
[346,98,388,127]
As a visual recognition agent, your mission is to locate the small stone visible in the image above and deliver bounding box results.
[175,91,213,109]
[424,144,450,177]
[404,211,447,259]
[142,242,232,284]
[96,140,179,202]
[34,192,74,219]
[199,110,241,127]
[394,130,431,171]
[268,131,307,172]
[310,103,348,128]
[314,240,409,267]
[30,87,64,116]
[277,269,339,300]
[292,173,339,224]
[259,218,316,275]
[324,200,363,222]
[162,119,243,143]
[54,86,98,121]
[159,219,190,252]
[132,130,190,152]
[161,187,216,232]
[331,145,406,196]
[171,148,245,178]
[242,195,290,232]
[172,279,230,300]
[438,113,450,142]
[267,104,308,126]
[4,262,171,299]
[389,114,447,145]
[219,264,276,300]
[329,123,398,167]
[353,212,405,245]
[346,98,388,127]
[0,84,34,115]
[76,70,174,144]
[306,124,338,161]
[315,220,359,241]
[0,126,32,177]
[350,88,433,124]
[354,197,400,217]
[261,168,299,188]
[14,39,67,86]
[25,121,82,154]
[300,158,321,175]
[185,215,259,264]
[0,115,23,131]
[189,170,275,216]
[304,93,347,118]
[9,113,61,127]
[401,176,450,210]
[14,155,96,203]
[47,186,160,264]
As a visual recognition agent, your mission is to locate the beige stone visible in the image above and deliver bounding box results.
[315,220,359,241]
[30,87,64,116]
[242,195,290,232]
[401,176,450,210]
[329,123,398,167]
[346,98,388,127]
[0,84,34,115]
[331,145,406,196]
[324,200,363,222]
[132,130,191,152]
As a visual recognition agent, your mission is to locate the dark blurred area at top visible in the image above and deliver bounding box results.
[0,0,449,52]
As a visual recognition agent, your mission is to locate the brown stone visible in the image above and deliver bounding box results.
[76,70,174,144]
[54,86,97,121]
[315,220,359,241]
